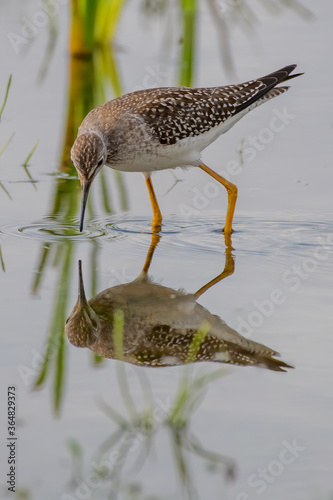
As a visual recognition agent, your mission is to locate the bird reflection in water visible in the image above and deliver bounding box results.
[65,235,292,371]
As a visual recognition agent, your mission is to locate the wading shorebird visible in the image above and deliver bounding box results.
[71,65,302,233]
[65,235,292,371]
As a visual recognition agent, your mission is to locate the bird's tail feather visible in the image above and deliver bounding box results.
[235,64,303,114]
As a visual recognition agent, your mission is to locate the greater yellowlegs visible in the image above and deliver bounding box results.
[71,65,302,233]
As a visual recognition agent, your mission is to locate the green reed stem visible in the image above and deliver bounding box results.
[179,0,197,87]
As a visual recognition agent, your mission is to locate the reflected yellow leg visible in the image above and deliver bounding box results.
[141,234,160,275]
[145,176,162,233]
[194,244,234,299]
[199,163,238,234]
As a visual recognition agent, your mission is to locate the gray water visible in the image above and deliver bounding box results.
[0,1,333,499]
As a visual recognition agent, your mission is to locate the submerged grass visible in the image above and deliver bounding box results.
[66,363,233,497]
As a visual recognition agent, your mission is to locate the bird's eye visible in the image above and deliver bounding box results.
[97,158,104,167]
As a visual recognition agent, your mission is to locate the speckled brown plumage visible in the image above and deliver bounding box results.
[65,262,292,372]
[77,65,300,148]
[71,64,302,232]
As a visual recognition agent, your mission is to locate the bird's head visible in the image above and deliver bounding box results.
[71,132,107,231]
[65,260,101,348]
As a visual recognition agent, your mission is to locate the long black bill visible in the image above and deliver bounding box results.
[78,260,88,307]
[80,181,91,232]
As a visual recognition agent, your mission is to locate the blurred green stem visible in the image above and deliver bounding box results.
[179,0,197,86]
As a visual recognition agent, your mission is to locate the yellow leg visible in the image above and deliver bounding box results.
[141,234,160,275]
[145,176,162,233]
[199,163,238,234]
[194,245,235,299]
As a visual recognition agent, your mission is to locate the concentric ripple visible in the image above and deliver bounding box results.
[1,220,107,241]
[100,213,222,236]
[103,216,181,235]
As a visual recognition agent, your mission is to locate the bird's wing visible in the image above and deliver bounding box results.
[124,323,292,371]
[123,65,301,146]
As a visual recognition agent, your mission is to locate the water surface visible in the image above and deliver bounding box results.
[0,2,332,499]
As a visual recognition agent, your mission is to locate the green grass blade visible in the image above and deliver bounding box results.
[23,140,39,167]
[100,0,126,42]
[54,324,66,415]
[170,429,195,497]
[116,362,138,421]
[134,368,154,420]
[83,1,98,50]
[186,432,236,474]
[113,309,125,360]
[169,368,192,427]
[89,243,104,367]
[106,48,123,98]
[100,46,123,98]
[0,181,12,200]
[67,438,83,482]
[22,164,38,191]
[0,246,5,272]
[92,353,104,365]
[37,14,58,83]
[31,244,52,295]
[33,338,55,388]
[186,320,211,364]
[0,133,15,156]
[0,75,12,120]
[90,242,99,296]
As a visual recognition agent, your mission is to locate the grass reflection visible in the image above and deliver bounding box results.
[0,74,11,120]
[70,0,126,55]
[34,241,73,414]
[32,45,128,414]
[0,75,13,201]
[65,363,234,499]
